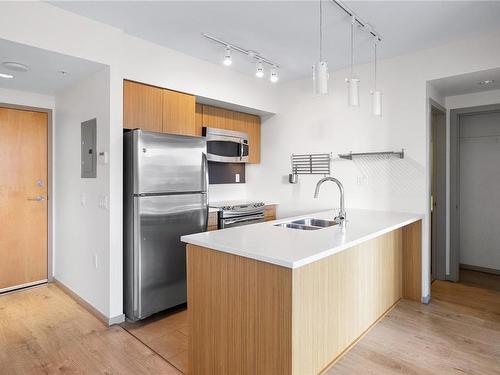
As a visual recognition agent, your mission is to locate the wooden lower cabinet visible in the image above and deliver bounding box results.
[207,211,218,232]
[264,204,276,221]
[186,220,422,375]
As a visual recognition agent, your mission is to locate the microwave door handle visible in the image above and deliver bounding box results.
[239,140,243,161]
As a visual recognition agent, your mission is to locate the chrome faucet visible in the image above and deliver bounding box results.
[314,177,347,227]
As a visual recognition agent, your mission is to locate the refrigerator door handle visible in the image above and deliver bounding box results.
[203,152,209,231]
[133,197,142,318]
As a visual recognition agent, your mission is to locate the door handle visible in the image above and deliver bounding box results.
[27,195,45,202]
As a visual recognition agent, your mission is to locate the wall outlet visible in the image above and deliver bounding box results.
[98,195,108,210]
[80,193,86,207]
[93,254,98,269]
[235,173,240,183]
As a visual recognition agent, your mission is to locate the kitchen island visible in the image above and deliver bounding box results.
[181,209,423,375]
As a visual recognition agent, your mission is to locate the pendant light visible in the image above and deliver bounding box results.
[371,37,382,116]
[313,0,329,95]
[346,16,359,106]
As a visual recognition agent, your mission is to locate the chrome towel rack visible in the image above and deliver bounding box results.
[338,149,404,160]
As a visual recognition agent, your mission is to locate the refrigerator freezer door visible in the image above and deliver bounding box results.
[132,193,208,320]
[133,130,207,194]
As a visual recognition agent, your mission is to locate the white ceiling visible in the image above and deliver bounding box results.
[430,67,500,97]
[50,1,500,82]
[0,38,106,95]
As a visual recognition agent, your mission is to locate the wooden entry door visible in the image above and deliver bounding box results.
[0,107,48,291]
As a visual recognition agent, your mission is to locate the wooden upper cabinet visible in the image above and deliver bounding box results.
[245,113,261,164]
[123,80,163,132]
[162,89,196,136]
[195,103,203,135]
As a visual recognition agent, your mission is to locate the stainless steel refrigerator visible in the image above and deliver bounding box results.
[123,129,208,321]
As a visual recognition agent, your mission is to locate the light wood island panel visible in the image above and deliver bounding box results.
[187,220,422,375]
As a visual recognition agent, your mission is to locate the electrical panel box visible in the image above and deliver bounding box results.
[81,118,97,178]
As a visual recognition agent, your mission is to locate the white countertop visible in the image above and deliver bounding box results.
[181,209,423,269]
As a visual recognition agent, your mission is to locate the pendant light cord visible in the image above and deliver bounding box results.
[319,0,323,61]
[350,16,354,77]
[374,39,377,90]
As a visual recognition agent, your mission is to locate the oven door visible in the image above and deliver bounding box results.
[219,213,265,229]
[204,127,249,163]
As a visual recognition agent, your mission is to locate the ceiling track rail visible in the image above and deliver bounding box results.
[202,33,279,67]
[330,0,383,41]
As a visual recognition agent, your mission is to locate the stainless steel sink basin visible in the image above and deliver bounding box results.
[291,218,337,228]
[274,223,321,230]
[274,217,338,230]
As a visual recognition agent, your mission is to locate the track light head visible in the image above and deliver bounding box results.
[270,66,279,83]
[223,46,232,66]
[255,61,264,78]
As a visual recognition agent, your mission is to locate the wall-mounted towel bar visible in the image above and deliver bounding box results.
[338,149,404,160]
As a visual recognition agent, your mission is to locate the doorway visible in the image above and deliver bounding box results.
[450,104,500,282]
[0,107,49,293]
[430,103,447,281]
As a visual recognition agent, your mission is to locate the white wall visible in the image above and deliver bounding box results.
[446,89,500,109]
[247,30,500,301]
[0,1,278,319]
[0,87,55,109]
[54,68,111,316]
[2,1,500,312]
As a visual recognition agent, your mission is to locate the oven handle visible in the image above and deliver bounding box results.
[223,213,265,226]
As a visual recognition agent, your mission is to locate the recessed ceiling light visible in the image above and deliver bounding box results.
[478,79,495,85]
[0,72,14,79]
[58,70,68,75]
[2,61,29,72]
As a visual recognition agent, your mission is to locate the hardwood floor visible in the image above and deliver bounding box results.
[326,277,500,374]
[459,268,500,292]
[122,307,188,374]
[1,274,498,374]
[0,284,180,375]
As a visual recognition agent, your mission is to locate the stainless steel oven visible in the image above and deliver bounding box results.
[218,202,265,229]
[203,127,249,163]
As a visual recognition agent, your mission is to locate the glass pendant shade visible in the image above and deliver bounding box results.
[347,77,360,106]
[372,90,382,116]
[313,61,329,95]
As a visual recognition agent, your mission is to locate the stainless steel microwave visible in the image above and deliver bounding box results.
[203,127,249,163]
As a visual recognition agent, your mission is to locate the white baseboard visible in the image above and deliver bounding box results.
[53,279,124,326]
[421,294,431,304]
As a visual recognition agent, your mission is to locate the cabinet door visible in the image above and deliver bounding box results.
[123,80,163,132]
[243,113,261,164]
[195,103,203,136]
[162,89,196,136]
[201,105,233,129]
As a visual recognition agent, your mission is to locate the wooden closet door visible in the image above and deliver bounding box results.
[0,108,48,291]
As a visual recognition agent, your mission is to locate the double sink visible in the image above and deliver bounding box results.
[274,217,338,231]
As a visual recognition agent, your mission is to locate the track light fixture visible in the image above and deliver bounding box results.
[223,46,232,66]
[270,66,279,83]
[255,61,264,78]
[203,33,280,82]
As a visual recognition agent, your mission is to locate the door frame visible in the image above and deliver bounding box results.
[428,99,447,282]
[450,103,500,282]
[0,103,54,289]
